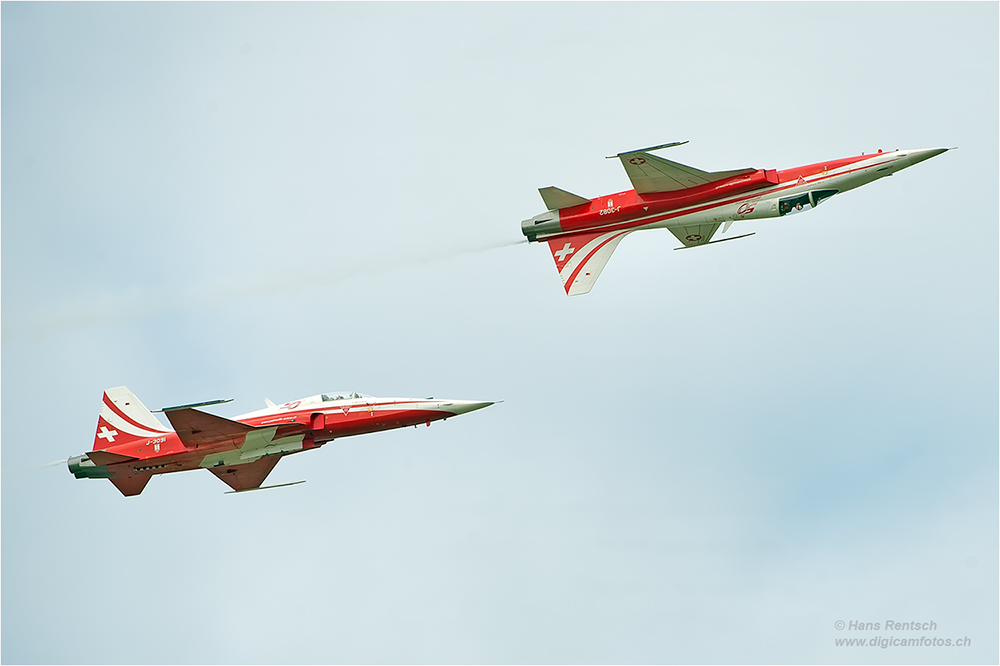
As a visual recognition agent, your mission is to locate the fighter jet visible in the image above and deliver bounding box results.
[69,386,494,496]
[522,142,950,295]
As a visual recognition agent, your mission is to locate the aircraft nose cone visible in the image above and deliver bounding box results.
[445,400,495,415]
[906,148,949,166]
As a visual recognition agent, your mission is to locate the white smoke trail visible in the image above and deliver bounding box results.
[3,237,529,342]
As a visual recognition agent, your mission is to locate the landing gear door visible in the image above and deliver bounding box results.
[809,189,838,207]
[779,190,838,216]
[778,193,812,216]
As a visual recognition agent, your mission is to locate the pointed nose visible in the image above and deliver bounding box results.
[442,400,495,415]
[906,148,950,166]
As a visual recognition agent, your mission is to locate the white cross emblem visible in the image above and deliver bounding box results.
[554,243,575,262]
[97,426,118,443]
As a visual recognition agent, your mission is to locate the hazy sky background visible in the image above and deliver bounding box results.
[2,3,997,664]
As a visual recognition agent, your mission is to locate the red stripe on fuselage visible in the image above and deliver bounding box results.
[542,155,893,241]
[558,170,776,233]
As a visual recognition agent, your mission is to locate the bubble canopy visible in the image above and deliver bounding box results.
[321,392,373,402]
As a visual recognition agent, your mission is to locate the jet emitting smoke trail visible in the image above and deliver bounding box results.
[3,237,529,342]
[1,459,69,478]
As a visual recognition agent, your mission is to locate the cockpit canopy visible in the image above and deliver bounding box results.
[321,391,371,402]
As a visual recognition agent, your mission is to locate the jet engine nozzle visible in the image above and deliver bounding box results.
[521,212,562,242]
[68,454,112,479]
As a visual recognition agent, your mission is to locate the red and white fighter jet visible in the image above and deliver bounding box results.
[522,142,950,295]
[69,386,494,496]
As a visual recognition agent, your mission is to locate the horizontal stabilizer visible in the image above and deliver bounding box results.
[88,450,139,466]
[164,407,256,448]
[539,186,590,211]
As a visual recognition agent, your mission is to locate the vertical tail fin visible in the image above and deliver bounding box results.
[94,386,170,450]
[547,230,633,296]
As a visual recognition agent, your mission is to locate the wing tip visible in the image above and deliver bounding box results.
[607,140,688,158]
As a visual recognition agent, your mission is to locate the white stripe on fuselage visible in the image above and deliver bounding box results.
[234,398,460,423]
[537,153,905,241]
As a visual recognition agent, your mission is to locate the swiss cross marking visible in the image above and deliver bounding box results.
[97,426,118,443]
[628,157,646,165]
[554,243,575,262]
[686,234,703,242]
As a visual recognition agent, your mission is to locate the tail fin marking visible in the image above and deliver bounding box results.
[94,387,170,450]
[547,230,633,296]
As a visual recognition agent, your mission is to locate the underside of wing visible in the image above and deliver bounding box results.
[163,408,256,448]
[614,144,755,194]
[668,222,723,248]
[109,474,151,497]
[209,455,282,492]
[547,230,633,296]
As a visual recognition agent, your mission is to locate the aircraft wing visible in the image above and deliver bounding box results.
[667,222,723,248]
[547,230,633,296]
[109,474,151,497]
[612,143,755,194]
[163,407,256,448]
[209,455,281,492]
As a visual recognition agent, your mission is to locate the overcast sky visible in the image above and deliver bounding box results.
[2,3,997,664]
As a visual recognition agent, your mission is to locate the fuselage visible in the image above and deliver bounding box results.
[69,392,492,485]
[522,148,947,243]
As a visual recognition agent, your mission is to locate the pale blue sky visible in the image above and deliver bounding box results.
[2,3,997,664]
